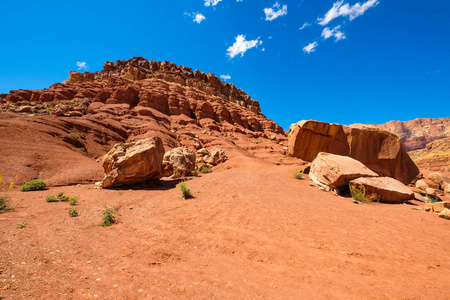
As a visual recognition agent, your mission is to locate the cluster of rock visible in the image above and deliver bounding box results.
[415,172,450,197]
[100,137,227,188]
[288,120,419,185]
[196,148,227,169]
[1,57,284,136]
[309,152,414,203]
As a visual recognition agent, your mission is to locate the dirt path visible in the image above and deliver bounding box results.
[1,154,449,299]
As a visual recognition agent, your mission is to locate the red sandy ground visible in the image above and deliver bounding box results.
[1,147,449,299]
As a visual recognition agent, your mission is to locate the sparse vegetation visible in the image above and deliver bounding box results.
[69,196,79,206]
[0,172,15,214]
[17,221,26,229]
[46,195,58,202]
[199,166,212,174]
[172,171,181,179]
[20,179,47,192]
[69,132,84,143]
[68,207,78,217]
[294,169,305,180]
[179,182,193,199]
[101,205,116,227]
[349,184,379,203]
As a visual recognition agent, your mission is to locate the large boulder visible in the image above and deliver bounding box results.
[162,147,196,177]
[309,152,378,189]
[101,137,165,188]
[288,120,349,162]
[344,124,420,185]
[349,177,414,203]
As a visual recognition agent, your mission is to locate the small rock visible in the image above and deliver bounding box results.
[415,179,428,191]
[425,188,436,195]
[439,208,450,220]
[16,105,33,113]
[432,202,450,213]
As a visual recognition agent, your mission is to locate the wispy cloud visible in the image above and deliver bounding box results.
[321,25,346,41]
[318,0,379,26]
[76,61,88,70]
[205,0,222,6]
[226,35,262,59]
[264,2,288,21]
[299,22,311,30]
[220,74,231,81]
[303,42,318,54]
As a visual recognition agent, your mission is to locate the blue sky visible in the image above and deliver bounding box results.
[1,0,449,130]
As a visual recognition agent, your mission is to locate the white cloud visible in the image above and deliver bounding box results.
[321,25,346,41]
[220,74,231,81]
[299,22,311,30]
[76,61,88,70]
[318,0,379,26]
[303,42,318,54]
[194,13,206,23]
[264,2,288,21]
[205,0,222,6]
[226,35,262,59]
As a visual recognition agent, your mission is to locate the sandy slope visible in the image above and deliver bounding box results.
[1,149,449,299]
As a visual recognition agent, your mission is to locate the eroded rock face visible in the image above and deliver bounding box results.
[102,137,165,188]
[288,120,349,161]
[349,177,414,204]
[344,124,420,185]
[408,137,450,172]
[309,152,378,189]
[162,147,196,177]
[376,117,450,151]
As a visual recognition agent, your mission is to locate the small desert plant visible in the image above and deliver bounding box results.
[46,195,58,202]
[101,205,116,227]
[349,184,366,201]
[172,171,181,179]
[179,182,193,199]
[0,172,15,213]
[199,166,212,174]
[20,179,47,192]
[57,191,64,197]
[294,169,305,180]
[424,192,438,204]
[68,207,79,217]
[17,221,26,229]
[68,196,79,206]
[69,132,85,143]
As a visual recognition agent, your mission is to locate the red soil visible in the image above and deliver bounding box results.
[1,146,449,299]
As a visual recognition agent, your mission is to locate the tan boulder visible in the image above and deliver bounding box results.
[162,147,196,177]
[344,124,419,185]
[415,179,428,191]
[425,188,436,195]
[432,202,450,213]
[439,208,450,220]
[210,148,227,165]
[350,177,414,204]
[309,152,378,189]
[101,137,164,188]
[288,120,349,161]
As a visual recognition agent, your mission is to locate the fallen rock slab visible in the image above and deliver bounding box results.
[102,137,164,188]
[309,152,378,189]
[350,177,414,204]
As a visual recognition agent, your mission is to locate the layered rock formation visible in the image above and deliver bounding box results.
[408,137,450,172]
[376,117,450,151]
[2,57,283,135]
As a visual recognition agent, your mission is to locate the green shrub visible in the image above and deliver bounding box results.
[57,192,64,197]
[101,205,116,227]
[199,166,212,174]
[349,184,366,201]
[179,182,193,199]
[69,196,79,206]
[0,173,15,214]
[20,179,47,192]
[17,221,26,229]
[68,207,78,217]
[294,169,305,180]
[46,195,58,202]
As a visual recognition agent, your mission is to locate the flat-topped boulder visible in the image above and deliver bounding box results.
[102,137,165,188]
[309,152,378,189]
[349,177,414,203]
[288,120,349,161]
